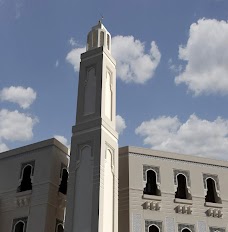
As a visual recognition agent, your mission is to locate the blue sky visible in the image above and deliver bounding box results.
[1,0,228,159]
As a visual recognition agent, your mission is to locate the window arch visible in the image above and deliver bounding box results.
[149,225,160,232]
[182,228,192,232]
[59,168,68,195]
[14,221,25,232]
[205,177,221,203]
[144,170,160,196]
[56,223,64,232]
[175,174,191,199]
[18,165,33,192]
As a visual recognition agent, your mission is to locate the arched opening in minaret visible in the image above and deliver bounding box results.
[84,67,96,115]
[56,224,64,232]
[175,174,191,200]
[59,168,68,195]
[18,165,32,192]
[144,170,160,196]
[149,225,159,232]
[14,221,25,232]
[205,178,221,203]
[107,34,110,50]
[100,31,104,47]
[92,30,98,48]
[105,71,112,120]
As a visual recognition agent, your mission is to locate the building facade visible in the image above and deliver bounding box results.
[0,138,69,232]
[119,146,228,232]
[0,22,228,232]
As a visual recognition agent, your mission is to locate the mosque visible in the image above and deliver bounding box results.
[0,21,227,232]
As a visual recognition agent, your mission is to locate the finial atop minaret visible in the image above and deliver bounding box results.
[86,20,111,52]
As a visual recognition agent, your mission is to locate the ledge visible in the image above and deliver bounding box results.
[142,194,162,201]
[15,190,32,197]
[205,202,223,208]
[174,198,193,205]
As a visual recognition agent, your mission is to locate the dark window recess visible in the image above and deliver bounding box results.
[182,229,191,232]
[149,225,159,232]
[205,178,221,203]
[144,170,160,196]
[175,174,191,200]
[59,169,68,195]
[57,224,64,232]
[18,165,32,192]
[14,221,24,232]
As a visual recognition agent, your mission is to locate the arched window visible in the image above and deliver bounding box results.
[14,221,25,232]
[205,178,220,203]
[144,170,159,196]
[182,229,192,232]
[56,223,64,232]
[175,174,189,199]
[59,168,68,195]
[19,165,32,192]
[149,225,159,232]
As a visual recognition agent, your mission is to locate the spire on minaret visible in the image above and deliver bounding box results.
[86,21,111,52]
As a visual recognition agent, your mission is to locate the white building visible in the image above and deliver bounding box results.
[0,22,227,232]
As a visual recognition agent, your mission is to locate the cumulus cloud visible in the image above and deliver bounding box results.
[0,86,37,109]
[0,109,38,152]
[0,109,38,141]
[66,47,86,72]
[175,19,228,95]
[66,35,161,84]
[112,36,161,83]
[116,115,127,134]
[135,114,228,160]
[54,135,69,147]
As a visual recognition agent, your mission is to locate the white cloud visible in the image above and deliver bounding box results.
[0,141,8,153]
[0,109,38,144]
[66,35,161,84]
[135,114,228,160]
[175,19,228,95]
[112,36,161,84]
[69,37,77,47]
[116,115,127,134]
[54,135,69,147]
[0,86,37,109]
[55,60,59,67]
[66,47,86,72]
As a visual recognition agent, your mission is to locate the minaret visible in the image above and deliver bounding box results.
[65,21,118,232]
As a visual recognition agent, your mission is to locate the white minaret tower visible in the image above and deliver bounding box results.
[65,21,118,232]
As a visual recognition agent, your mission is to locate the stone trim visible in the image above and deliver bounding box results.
[143,165,160,183]
[178,224,195,232]
[209,227,226,232]
[128,152,228,170]
[203,174,220,190]
[174,169,191,187]
[20,161,35,178]
[12,217,28,232]
[145,220,162,232]
[55,219,64,231]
